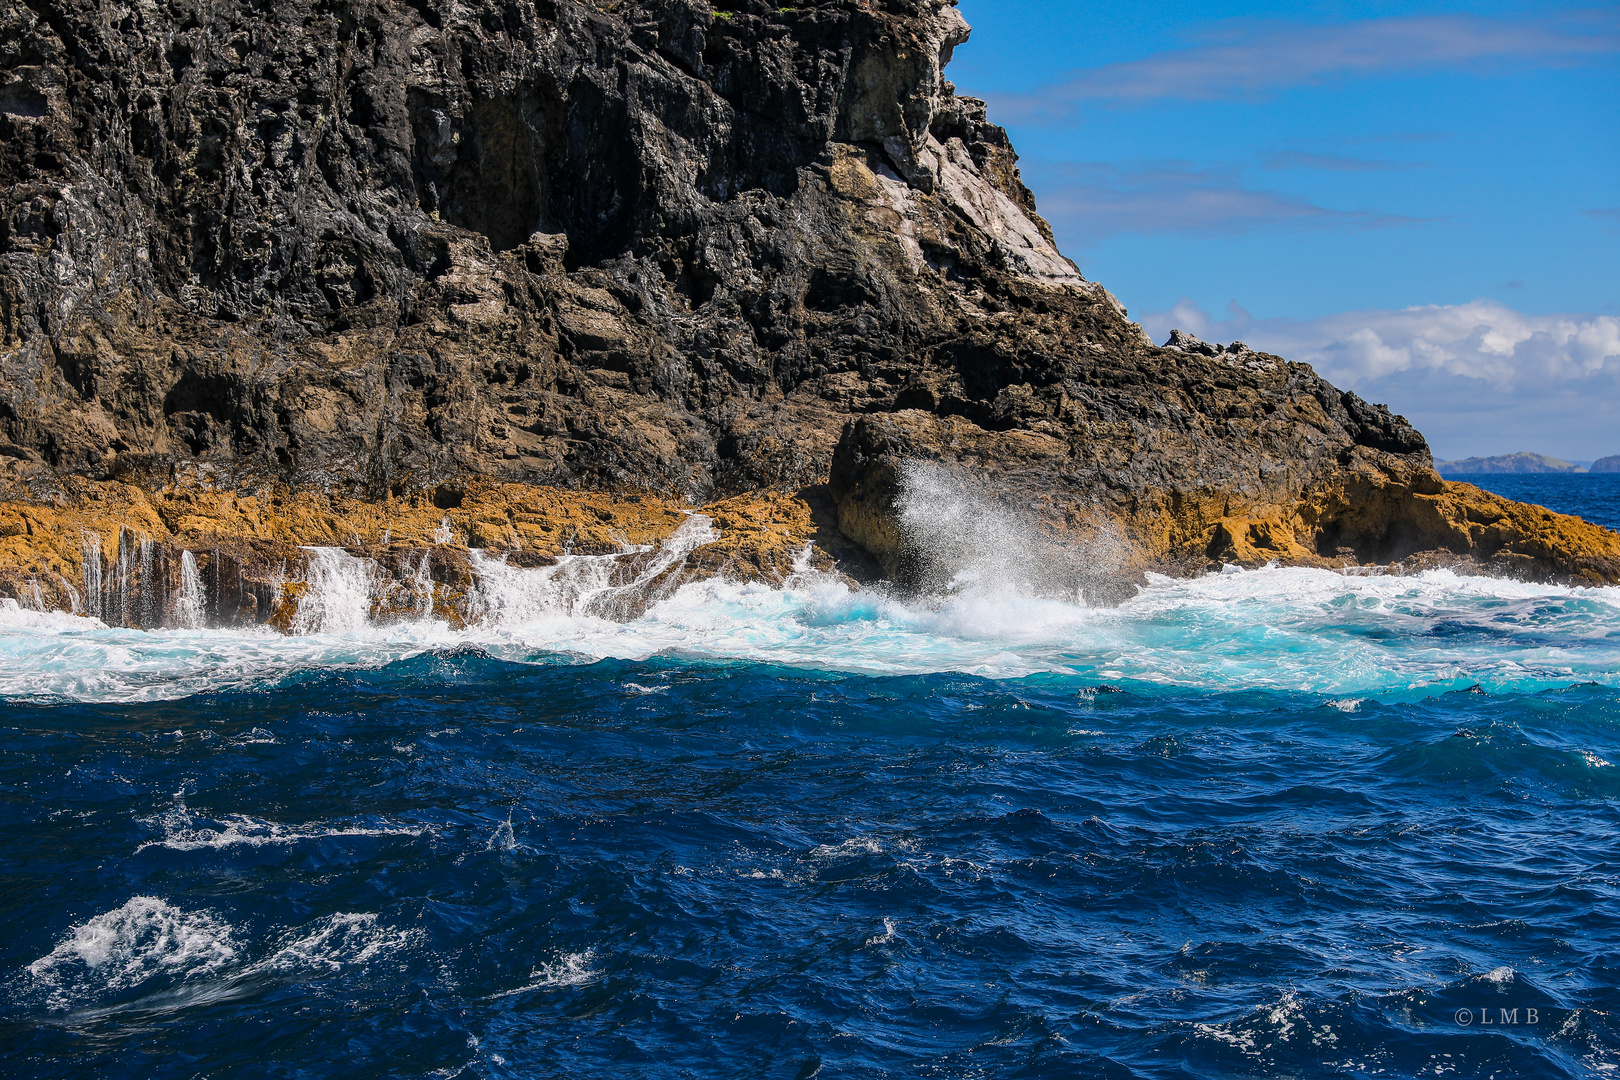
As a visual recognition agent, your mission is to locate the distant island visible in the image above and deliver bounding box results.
[1593,456,1620,474]
[1436,452,1587,475]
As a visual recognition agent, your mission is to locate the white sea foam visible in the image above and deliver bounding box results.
[811,836,886,858]
[25,898,419,1012]
[0,597,106,633]
[0,560,1614,702]
[26,896,241,1010]
[260,913,419,975]
[1,475,1617,705]
[135,797,425,853]
[528,950,599,988]
[490,950,601,998]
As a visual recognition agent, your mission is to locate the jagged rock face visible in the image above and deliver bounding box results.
[0,0,1102,494]
[0,0,1611,589]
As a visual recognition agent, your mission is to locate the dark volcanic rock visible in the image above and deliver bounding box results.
[0,0,1084,498]
[0,0,1613,588]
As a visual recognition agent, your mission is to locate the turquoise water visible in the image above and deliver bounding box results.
[1,475,1617,1078]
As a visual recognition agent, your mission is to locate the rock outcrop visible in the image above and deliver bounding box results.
[0,463,863,627]
[0,0,1614,625]
[1591,456,1620,474]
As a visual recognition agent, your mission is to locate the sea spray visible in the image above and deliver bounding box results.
[465,513,717,625]
[894,461,1126,603]
[174,551,206,630]
[291,548,377,635]
[81,530,103,620]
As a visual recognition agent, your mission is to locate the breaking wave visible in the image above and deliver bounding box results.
[0,561,1613,703]
[22,897,419,1015]
[1,467,1615,704]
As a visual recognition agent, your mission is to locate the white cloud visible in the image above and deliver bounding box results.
[1144,298,1620,388]
[1140,299,1620,459]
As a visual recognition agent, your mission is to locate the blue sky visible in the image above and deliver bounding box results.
[949,0,1620,461]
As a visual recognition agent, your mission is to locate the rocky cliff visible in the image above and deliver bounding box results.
[0,0,1614,625]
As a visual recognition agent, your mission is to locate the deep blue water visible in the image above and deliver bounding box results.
[2,474,1618,1078]
[4,656,1618,1078]
[1450,473,1620,531]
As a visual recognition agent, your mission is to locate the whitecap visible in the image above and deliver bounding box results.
[489,950,600,998]
[25,899,419,1013]
[135,798,425,853]
[26,897,240,1010]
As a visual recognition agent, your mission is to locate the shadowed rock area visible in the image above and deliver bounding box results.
[0,0,1614,624]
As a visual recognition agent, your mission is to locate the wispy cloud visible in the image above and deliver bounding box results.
[1584,208,1620,231]
[994,10,1620,117]
[1263,151,1426,172]
[1141,298,1620,458]
[1030,161,1424,240]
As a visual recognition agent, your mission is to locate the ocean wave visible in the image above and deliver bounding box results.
[0,563,1614,703]
[21,897,419,1016]
[25,897,241,1012]
[134,796,426,854]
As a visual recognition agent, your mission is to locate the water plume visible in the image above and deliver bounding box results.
[174,552,206,630]
[893,461,1128,604]
[291,548,377,635]
[80,530,103,621]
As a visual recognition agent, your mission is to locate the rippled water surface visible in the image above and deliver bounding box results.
[3,472,1619,1078]
[1455,471,1620,531]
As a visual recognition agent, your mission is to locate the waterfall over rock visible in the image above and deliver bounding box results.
[466,514,718,626]
[291,549,378,636]
[80,532,102,622]
[174,552,205,630]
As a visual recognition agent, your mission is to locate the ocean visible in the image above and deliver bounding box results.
[2,475,1618,1078]
[1450,473,1620,533]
